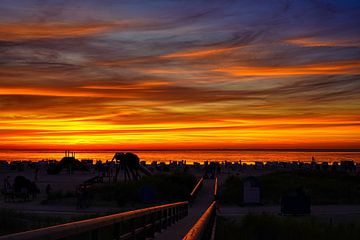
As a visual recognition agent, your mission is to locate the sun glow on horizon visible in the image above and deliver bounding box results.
[0,1,359,150]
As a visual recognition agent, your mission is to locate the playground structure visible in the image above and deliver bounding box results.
[47,151,88,175]
[111,152,152,182]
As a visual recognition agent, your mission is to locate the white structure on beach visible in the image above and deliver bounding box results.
[243,176,260,204]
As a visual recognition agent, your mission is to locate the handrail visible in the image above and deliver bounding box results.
[214,177,218,199]
[183,201,216,240]
[190,177,204,202]
[0,201,188,240]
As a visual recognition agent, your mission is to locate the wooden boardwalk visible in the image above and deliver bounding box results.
[154,179,215,240]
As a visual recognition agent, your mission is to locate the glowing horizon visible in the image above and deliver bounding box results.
[0,1,359,150]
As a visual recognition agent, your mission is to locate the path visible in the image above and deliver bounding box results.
[154,179,215,240]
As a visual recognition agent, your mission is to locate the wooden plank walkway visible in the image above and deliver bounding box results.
[154,179,214,240]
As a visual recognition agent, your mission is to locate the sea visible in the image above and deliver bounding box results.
[0,150,359,164]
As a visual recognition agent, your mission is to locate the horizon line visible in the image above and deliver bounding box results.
[1,148,360,152]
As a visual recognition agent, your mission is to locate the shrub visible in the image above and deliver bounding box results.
[89,172,197,206]
[0,209,64,236]
[220,170,360,204]
[258,170,360,204]
[220,176,243,205]
[216,214,360,240]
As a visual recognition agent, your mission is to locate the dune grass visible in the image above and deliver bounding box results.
[89,172,197,206]
[0,208,64,236]
[0,208,119,236]
[216,214,360,240]
[220,170,360,204]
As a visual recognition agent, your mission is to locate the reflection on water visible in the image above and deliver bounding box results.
[0,150,359,163]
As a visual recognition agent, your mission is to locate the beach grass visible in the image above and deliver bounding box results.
[0,208,64,236]
[220,170,360,204]
[216,213,360,240]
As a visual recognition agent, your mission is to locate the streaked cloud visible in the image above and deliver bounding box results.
[0,23,116,41]
[0,0,359,149]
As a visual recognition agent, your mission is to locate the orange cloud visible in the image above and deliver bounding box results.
[0,22,115,40]
[81,80,171,90]
[285,37,360,47]
[213,61,360,76]
[161,46,243,58]
[0,86,103,97]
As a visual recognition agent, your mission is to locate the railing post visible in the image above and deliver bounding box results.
[183,204,188,218]
[175,206,179,222]
[156,211,162,232]
[189,177,204,205]
[168,208,171,226]
[167,208,171,226]
[145,213,156,238]
[171,207,173,224]
[163,209,168,229]
[113,222,121,240]
[214,177,218,200]
[130,218,136,240]
[154,211,159,236]
[141,215,147,240]
[91,228,99,240]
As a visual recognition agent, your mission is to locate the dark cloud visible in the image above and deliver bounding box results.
[0,0,359,148]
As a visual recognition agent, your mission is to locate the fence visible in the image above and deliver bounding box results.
[189,177,204,203]
[183,176,219,240]
[214,177,218,200]
[182,201,216,240]
[0,201,188,240]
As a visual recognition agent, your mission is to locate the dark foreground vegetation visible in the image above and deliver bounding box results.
[216,214,360,240]
[89,172,197,206]
[221,170,360,204]
[0,208,104,236]
[39,172,197,206]
[0,173,196,236]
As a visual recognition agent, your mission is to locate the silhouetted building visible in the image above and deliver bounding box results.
[340,160,355,172]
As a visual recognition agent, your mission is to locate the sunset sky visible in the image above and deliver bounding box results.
[0,0,359,150]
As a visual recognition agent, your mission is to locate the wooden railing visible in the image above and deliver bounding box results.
[182,201,216,240]
[189,177,204,203]
[0,201,188,240]
[214,177,218,200]
[183,177,219,240]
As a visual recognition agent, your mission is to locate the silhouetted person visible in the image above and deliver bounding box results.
[34,166,39,181]
[46,184,52,199]
[3,176,11,191]
[77,185,90,209]
[29,181,40,200]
